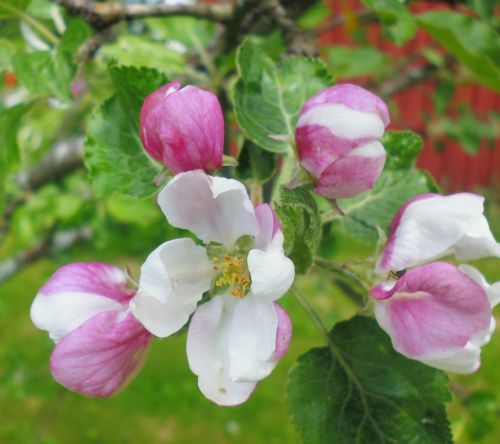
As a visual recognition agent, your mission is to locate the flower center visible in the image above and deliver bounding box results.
[212,255,251,298]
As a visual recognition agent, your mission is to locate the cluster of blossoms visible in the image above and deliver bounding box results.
[30,81,499,405]
[31,82,294,405]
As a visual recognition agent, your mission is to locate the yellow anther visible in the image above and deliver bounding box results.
[211,254,251,298]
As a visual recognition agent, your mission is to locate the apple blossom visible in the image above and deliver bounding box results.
[130,170,295,405]
[370,193,500,373]
[31,262,152,397]
[140,81,224,174]
[295,83,389,199]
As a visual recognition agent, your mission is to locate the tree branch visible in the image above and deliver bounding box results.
[15,136,84,191]
[0,226,92,284]
[262,0,317,56]
[375,57,456,99]
[56,0,233,29]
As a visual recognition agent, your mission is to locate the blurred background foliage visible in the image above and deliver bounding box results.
[0,0,499,443]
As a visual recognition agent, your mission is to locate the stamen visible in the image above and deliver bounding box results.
[211,254,251,298]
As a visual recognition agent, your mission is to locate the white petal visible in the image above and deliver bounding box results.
[130,238,213,337]
[297,103,385,140]
[228,296,279,382]
[421,342,481,374]
[377,193,487,273]
[158,170,258,247]
[247,249,295,302]
[31,292,123,343]
[453,217,500,260]
[186,295,256,406]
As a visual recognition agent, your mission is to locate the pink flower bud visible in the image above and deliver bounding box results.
[140,81,224,174]
[295,83,390,199]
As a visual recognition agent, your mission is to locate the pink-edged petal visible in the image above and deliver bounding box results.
[273,302,292,360]
[315,141,386,199]
[253,203,283,251]
[247,248,295,302]
[459,264,500,308]
[296,124,375,178]
[377,193,487,273]
[298,83,390,126]
[372,262,491,359]
[31,262,131,343]
[227,296,278,382]
[39,262,133,302]
[187,295,256,406]
[50,311,151,397]
[130,238,213,338]
[158,170,258,248]
[297,103,386,141]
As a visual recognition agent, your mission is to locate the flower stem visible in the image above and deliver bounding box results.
[291,285,330,341]
[0,1,59,45]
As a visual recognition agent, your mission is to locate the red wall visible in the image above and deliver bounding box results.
[321,1,500,191]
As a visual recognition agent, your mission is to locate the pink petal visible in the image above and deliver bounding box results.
[140,82,223,173]
[296,125,374,178]
[315,141,386,199]
[32,262,133,343]
[372,262,491,359]
[272,302,292,360]
[253,203,282,251]
[50,311,152,398]
[40,262,134,303]
[140,80,181,163]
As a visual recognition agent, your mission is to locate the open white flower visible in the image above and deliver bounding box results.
[130,170,295,405]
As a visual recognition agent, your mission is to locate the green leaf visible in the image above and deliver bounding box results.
[100,34,186,75]
[0,0,30,19]
[327,46,389,78]
[274,187,321,273]
[84,95,159,199]
[235,140,277,183]
[466,0,495,23]
[432,109,498,155]
[287,316,452,444]
[145,16,215,50]
[382,130,423,171]
[108,64,168,134]
[416,11,500,92]
[84,65,167,198]
[11,19,90,100]
[298,3,331,29]
[361,0,416,45]
[339,170,437,244]
[106,194,162,227]
[233,39,332,153]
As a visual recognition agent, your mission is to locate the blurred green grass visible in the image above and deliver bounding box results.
[0,221,499,444]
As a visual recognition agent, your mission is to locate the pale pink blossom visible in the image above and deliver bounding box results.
[31,262,151,397]
[130,170,295,405]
